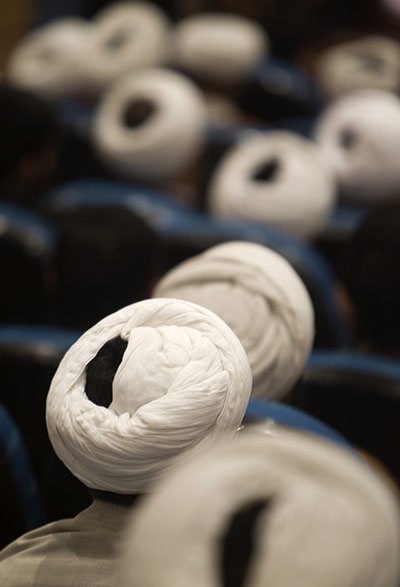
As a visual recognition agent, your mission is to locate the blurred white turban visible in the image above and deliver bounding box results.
[93,68,207,181]
[6,18,91,100]
[170,13,268,84]
[314,89,400,204]
[82,2,170,96]
[153,242,314,401]
[208,131,336,240]
[46,298,252,494]
[119,429,400,587]
[316,35,400,99]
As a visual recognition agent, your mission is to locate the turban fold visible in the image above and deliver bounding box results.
[119,429,400,587]
[93,68,207,181]
[208,131,336,240]
[314,89,400,204]
[46,298,252,494]
[153,242,314,401]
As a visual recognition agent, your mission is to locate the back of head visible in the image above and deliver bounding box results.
[342,202,400,355]
[118,428,400,587]
[52,205,161,329]
[153,241,314,401]
[46,298,252,495]
[0,85,59,204]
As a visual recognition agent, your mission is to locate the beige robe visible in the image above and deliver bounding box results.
[0,499,131,586]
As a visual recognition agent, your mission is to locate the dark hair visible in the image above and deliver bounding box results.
[51,205,161,329]
[0,85,58,181]
[342,202,400,353]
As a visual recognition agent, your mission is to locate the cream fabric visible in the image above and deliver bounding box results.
[119,429,400,587]
[170,13,268,83]
[82,2,170,96]
[93,67,207,181]
[46,298,252,494]
[317,35,400,98]
[7,18,91,100]
[208,131,336,240]
[314,89,400,204]
[154,242,314,401]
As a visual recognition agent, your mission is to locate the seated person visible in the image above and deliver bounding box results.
[117,427,400,587]
[0,297,252,586]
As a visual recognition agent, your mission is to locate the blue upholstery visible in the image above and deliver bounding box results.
[0,201,57,253]
[244,398,354,452]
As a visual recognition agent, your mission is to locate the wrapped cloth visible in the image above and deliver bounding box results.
[314,89,400,204]
[93,68,207,181]
[208,131,336,240]
[170,13,268,84]
[82,2,170,96]
[118,429,400,587]
[46,298,252,494]
[6,18,91,100]
[153,242,314,401]
[316,36,400,99]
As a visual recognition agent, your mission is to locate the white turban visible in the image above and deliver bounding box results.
[170,13,268,84]
[46,298,252,494]
[316,35,400,99]
[81,2,170,96]
[153,242,314,401]
[93,68,207,181]
[314,89,400,204]
[208,131,336,240]
[6,18,91,100]
[119,429,400,587]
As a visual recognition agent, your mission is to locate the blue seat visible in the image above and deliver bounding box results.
[244,398,354,452]
[44,180,352,349]
[0,402,45,547]
[0,325,90,522]
[292,350,400,483]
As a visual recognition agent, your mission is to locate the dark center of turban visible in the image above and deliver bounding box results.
[37,48,59,64]
[353,52,387,72]
[252,158,281,182]
[85,336,128,408]
[220,498,272,587]
[104,26,133,51]
[122,99,157,129]
[339,127,358,151]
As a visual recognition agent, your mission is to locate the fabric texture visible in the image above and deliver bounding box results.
[82,2,170,95]
[316,35,400,99]
[93,67,207,180]
[7,18,91,100]
[118,429,400,587]
[46,298,252,494]
[208,131,336,240]
[153,242,314,401]
[0,499,130,587]
[170,13,268,83]
[314,89,400,204]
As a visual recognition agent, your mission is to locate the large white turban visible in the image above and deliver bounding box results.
[6,18,91,100]
[93,68,207,181]
[170,13,268,84]
[314,89,400,204]
[208,131,336,240]
[46,298,252,494]
[316,35,400,99]
[118,429,400,587]
[81,2,170,96]
[153,242,314,401]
